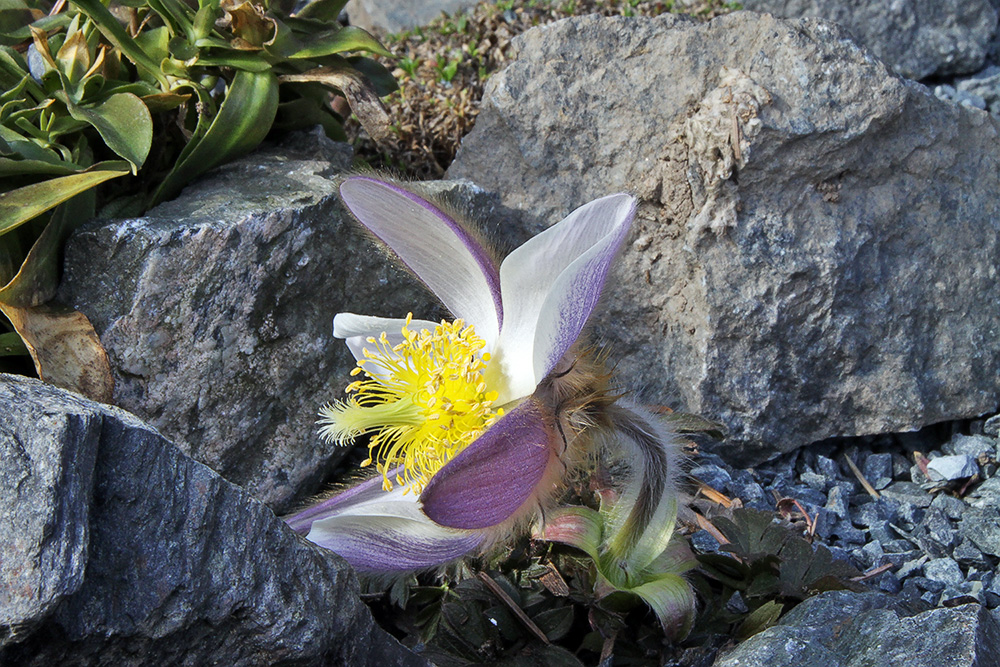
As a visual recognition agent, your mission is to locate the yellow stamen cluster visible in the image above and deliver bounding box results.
[318,315,502,493]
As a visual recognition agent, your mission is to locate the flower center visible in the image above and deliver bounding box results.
[318,315,502,493]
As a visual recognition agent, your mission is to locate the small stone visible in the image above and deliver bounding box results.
[883,538,920,554]
[898,502,926,527]
[727,469,768,508]
[919,509,957,549]
[862,453,893,490]
[826,483,852,519]
[929,493,967,520]
[877,550,921,569]
[925,454,979,482]
[801,471,829,492]
[690,463,731,490]
[912,576,947,594]
[691,529,721,554]
[812,507,837,540]
[833,521,868,546]
[984,415,1000,437]
[867,520,894,543]
[816,455,842,481]
[881,482,934,508]
[953,539,989,569]
[859,541,885,568]
[943,434,996,459]
[924,558,965,587]
[967,476,1000,508]
[897,555,929,579]
[877,571,902,595]
[726,591,749,614]
[960,507,1000,556]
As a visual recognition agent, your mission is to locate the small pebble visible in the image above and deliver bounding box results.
[923,558,964,586]
[984,414,1000,437]
[881,482,934,508]
[943,434,996,459]
[862,453,893,490]
[925,454,978,482]
[691,529,721,554]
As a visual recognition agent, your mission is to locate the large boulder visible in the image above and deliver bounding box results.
[0,374,424,665]
[713,590,1000,666]
[59,131,506,510]
[448,13,1000,464]
[742,0,998,80]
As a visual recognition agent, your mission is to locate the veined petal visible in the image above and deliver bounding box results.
[307,511,483,573]
[287,467,485,572]
[339,177,502,350]
[333,313,438,380]
[489,194,635,403]
[286,466,405,535]
[420,398,555,530]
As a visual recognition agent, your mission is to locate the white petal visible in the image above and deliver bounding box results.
[488,194,636,403]
[340,177,502,350]
[333,313,438,381]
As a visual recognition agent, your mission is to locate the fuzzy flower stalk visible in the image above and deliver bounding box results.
[286,176,693,631]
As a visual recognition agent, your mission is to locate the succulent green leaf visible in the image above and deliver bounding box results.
[0,161,128,239]
[348,56,399,96]
[735,599,783,640]
[70,0,168,87]
[285,26,392,59]
[292,0,349,22]
[62,92,152,173]
[193,50,272,71]
[151,69,278,205]
[0,330,27,356]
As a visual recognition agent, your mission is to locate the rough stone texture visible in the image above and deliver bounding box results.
[0,374,425,666]
[59,131,510,510]
[741,0,999,80]
[714,591,1000,666]
[448,13,1000,464]
[346,0,478,34]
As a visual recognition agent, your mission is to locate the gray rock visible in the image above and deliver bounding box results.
[930,492,970,520]
[59,133,506,511]
[984,414,1000,437]
[961,506,1000,557]
[956,65,1000,114]
[945,434,997,459]
[448,13,1000,465]
[0,374,423,665]
[924,557,965,586]
[967,476,1000,507]
[715,591,1000,667]
[345,0,478,34]
[862,453,893,490]
[741,0,998,79]
[926,454,979,481]
[881,482,934,508]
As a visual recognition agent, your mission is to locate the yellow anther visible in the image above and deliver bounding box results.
[317,317,500,493]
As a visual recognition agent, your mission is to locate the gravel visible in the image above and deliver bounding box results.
[691,411,1000,610]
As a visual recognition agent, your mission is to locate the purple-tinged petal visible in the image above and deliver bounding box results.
[287,466,485,572]
[420,398,555,530]
[286,465,404,535]
[340,177,502,349]
[307,510,483,573]
[488,194,636,403]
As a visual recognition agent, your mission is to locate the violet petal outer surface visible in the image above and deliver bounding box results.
[291,467,486,572]
[339,177,503,349]
[420,398,553,530]
[488,194,636,403]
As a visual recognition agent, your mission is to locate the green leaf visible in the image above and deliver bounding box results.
[285,26,392,59]
[62,92,152,173]
[70,0,169,87]
[735,599,783,640]
[0,162,127,240]
[151,69,278,206]
[0,330,27,356]
[193,49,273,71]
[293,0,349,22]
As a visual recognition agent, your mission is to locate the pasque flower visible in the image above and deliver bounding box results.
[287,177,684,590]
